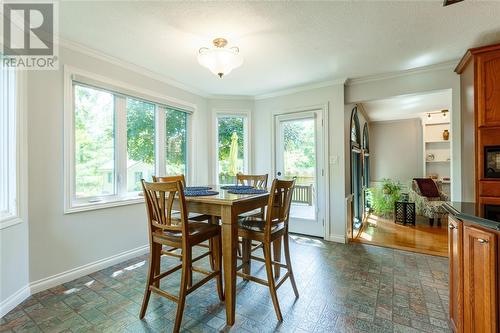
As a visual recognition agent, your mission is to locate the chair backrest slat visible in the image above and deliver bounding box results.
[236,173,268,188]
[264,179,295,236]
[142,180,188,235]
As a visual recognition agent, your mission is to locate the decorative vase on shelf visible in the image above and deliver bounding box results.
[442,129,450,141]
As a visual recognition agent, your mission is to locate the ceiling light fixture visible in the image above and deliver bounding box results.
[197,38,243,78]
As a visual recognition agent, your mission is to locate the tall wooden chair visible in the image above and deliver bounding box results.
[237,179,299,321]
[153,175,217,273]
[140,180,223,333]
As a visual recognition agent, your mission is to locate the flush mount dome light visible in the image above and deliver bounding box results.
[197,38,243,78]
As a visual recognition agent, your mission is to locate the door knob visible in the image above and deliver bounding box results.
[277,172,282,176]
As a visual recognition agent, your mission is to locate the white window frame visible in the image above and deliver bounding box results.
[0,68,27,229]
[64,66,195,213]
[212,109,251,184]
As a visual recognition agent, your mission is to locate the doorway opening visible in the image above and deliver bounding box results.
[349,90,453,257]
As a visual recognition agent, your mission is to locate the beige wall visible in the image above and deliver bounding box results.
[369,119,423,185]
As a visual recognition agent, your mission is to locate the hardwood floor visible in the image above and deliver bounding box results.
[353,213,448,257]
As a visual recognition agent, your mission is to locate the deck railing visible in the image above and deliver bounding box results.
[293,184,313,206]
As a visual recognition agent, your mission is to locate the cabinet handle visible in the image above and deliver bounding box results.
[448,223,456,230]
[478,238,489,244]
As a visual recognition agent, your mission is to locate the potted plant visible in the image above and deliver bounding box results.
[370,179,402,218]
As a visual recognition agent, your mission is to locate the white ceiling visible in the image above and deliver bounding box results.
[361,90,452,122]
[59,1,500,96]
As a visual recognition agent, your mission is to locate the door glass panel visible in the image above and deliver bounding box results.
[281,118,316,221]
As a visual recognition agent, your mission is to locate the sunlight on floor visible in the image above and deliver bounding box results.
[63,287,81,295]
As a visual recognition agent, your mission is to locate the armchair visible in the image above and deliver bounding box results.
[410,178,448,226]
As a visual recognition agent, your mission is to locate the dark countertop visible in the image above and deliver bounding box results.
[443,202,500,231]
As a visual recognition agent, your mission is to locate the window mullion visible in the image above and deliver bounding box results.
[156,106,166,177]
[115,96,127,196]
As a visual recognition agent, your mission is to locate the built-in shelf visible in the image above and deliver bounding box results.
[422,116,452,198]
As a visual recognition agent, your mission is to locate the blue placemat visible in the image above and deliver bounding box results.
[185,186,211,191]
[184,190,219,197]
[220,185,254,190]
[227,188,268,195]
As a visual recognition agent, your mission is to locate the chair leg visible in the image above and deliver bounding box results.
[173,247,190,333]
[212,234,224,301]
[263,242,283,321]
[242,237,251,280]
[139,243,158,319]
[429,218,434,226]
[273,238,282,279]
[283,234,299,298]
[153,244,161,288]
[208,239,215,271]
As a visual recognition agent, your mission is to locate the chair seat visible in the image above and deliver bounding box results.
[171,211,212,222]
[238,217,284,234]
[153,222,220,245]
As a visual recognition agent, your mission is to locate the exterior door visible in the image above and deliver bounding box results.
[275,110,325,237]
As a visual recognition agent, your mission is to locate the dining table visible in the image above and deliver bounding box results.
[172,185,270,326]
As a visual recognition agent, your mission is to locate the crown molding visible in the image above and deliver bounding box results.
[346,59,460,86]
[254,78,347,100]
[207,94,254,101]
[58,38,210,98]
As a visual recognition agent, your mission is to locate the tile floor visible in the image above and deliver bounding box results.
[1,236,450,333]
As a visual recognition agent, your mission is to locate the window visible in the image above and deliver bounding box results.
[74,85,116,198]
[126,98,155,193]
[165,108,188,176]
[0,67,17,225]
[66,70,193,212]
[215,113,249,184]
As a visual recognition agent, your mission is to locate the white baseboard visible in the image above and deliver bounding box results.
[0,285,30,318]
[327,234,346,244]
[30,244,149,294]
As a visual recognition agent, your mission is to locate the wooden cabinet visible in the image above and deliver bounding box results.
[449,217,499,333]
[463,225,497,333]
[456,43,500,205]
[448,215,463,333]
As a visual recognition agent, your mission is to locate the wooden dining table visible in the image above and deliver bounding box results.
[173,185,269,326]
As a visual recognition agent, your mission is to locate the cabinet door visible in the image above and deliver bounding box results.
[477,51,500,127]
[448,216,463,333]
[463,225,498,333]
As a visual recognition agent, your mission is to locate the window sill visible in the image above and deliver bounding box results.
[0,215,23,230]
[65,196,144,214]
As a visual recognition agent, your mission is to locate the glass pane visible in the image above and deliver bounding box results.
[217,116,245,184]
[0,68,16,217]
[165,109,187,176]
[282,118,316,220]
[126,98,155,192]
[74,85,115,199]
